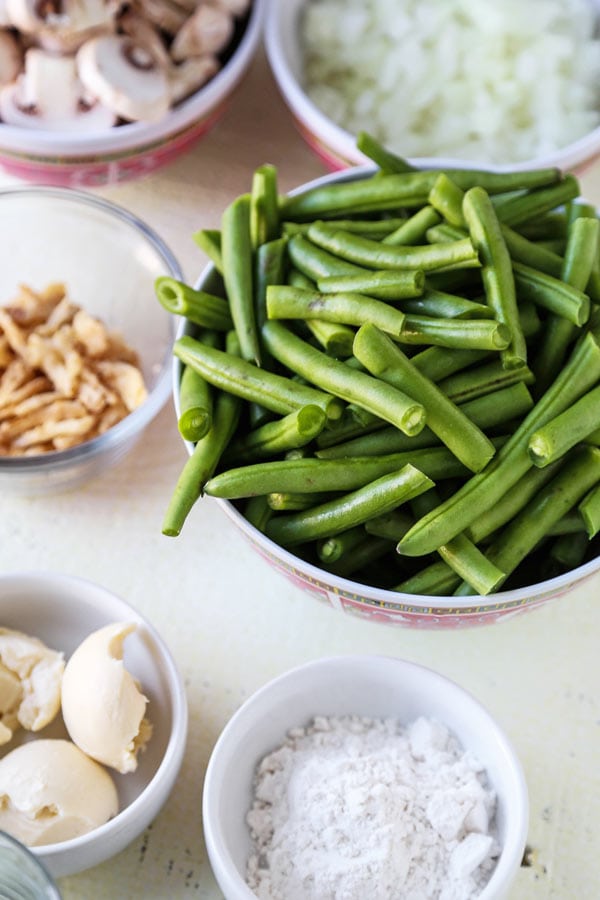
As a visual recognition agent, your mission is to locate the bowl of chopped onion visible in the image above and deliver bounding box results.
[0,0,264,186]
[265,0,600,173]
[0,185,180,494]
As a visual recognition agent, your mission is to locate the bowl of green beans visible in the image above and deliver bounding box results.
[159,142,600,629]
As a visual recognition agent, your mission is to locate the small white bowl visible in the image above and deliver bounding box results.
[0,0,265,186]
[0,185,181,494]
[265,0,600,174]
[0,571,188,879]
[202,655,528,900]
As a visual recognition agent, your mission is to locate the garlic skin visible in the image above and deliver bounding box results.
[61,622,153,774]
[0,739,118,846]
[0,628,64,745]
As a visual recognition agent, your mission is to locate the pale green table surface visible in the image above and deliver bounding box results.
[1,46,599,900]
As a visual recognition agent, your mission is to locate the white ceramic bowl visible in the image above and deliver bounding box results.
[173,162,600,629]
[202,655,529,900]
[0,0,265,187]
[0,571,188,879]
[0,185,180,495]
[265,0,600,174]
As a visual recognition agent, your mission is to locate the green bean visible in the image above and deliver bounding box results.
[221,193,260,364]
[255,237,288,333]
[265,464,433,546]
[192,228,223,273]
[463,186,526,368]
[267,285,407,336]
[155,277,233,330]
[204,446,474,499]
[411,347,489,382]
[318,381,533,459]
[326,535,394,577]
[356,131,417,173]
[317,269,425,300]
[317,525,367,563]
[513,261,590,326]
[307,222,480,272]
[364,509,413,540]
[398,315,510,351]
[550,531,589,569]
[568,202,600,302]
[459,445,600,591]
[437,359,534,404]
[225,405,328,463]
[579,483,600,537]
[500,224,563,278]
[411,489,505,595]
[382,206,442,245]
[178,365,212,442]
[428,173,466,228]
[287,233,363,279]
[267,491,334,511]
[494,175,580,228]
[528,384,600,467]
[397,331,600,556]
[281,168,560,221]
[401,289,493,320]
[250,163,279,248]
[306,319,356,357]
[262,320,426,436]
[547,509,587,536]
[174,333,344,421]
[244,495,273,532]
[394,560,461,596]
[533,216,600,396]
[354,323,496,472]
[284,218,410,239]
[163,334,243,537]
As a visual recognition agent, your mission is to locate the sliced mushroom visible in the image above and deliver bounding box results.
[168,53,218,104]
[131,0,187,37]
[5,0,117,53]
[0,47,116,129]
[117,8,170,68]
[76,33,171,121]
[0,0,11,26]
[0,28,22,85]
[170,2,233,62]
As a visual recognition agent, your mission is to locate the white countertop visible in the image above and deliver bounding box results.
[1,46,600,900]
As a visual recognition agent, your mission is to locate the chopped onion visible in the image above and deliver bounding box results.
[301,0,600,164]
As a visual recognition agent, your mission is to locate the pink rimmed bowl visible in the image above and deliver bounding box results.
[0,0,265,187]
[173,165,600,630]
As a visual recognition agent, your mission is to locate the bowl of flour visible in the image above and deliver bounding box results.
[202,655,528,900]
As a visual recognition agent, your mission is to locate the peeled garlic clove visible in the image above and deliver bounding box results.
[61,622,152,774]
[0,739,118,846]
[0,627,64,744]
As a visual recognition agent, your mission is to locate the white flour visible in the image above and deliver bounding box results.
[246,715,499,900]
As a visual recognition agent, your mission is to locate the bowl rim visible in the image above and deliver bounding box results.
[202,653,529,900]
[0,0,266,155]
[0,184,181,473]
[264,0,600,173]
[175,161,600,613]
[0,569,189,863]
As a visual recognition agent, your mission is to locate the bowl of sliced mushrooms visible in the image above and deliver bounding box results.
[0,0,264,186]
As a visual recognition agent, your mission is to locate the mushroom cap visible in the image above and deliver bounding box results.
[168,53,219,104]
[0,47,117,130]
[76,33,171,122]
[5,0,117,52]
[0,28,22,86]
[171,2,234,63]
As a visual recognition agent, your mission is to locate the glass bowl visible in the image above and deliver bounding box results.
[0,185,181,494]
[0,0,265,187]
